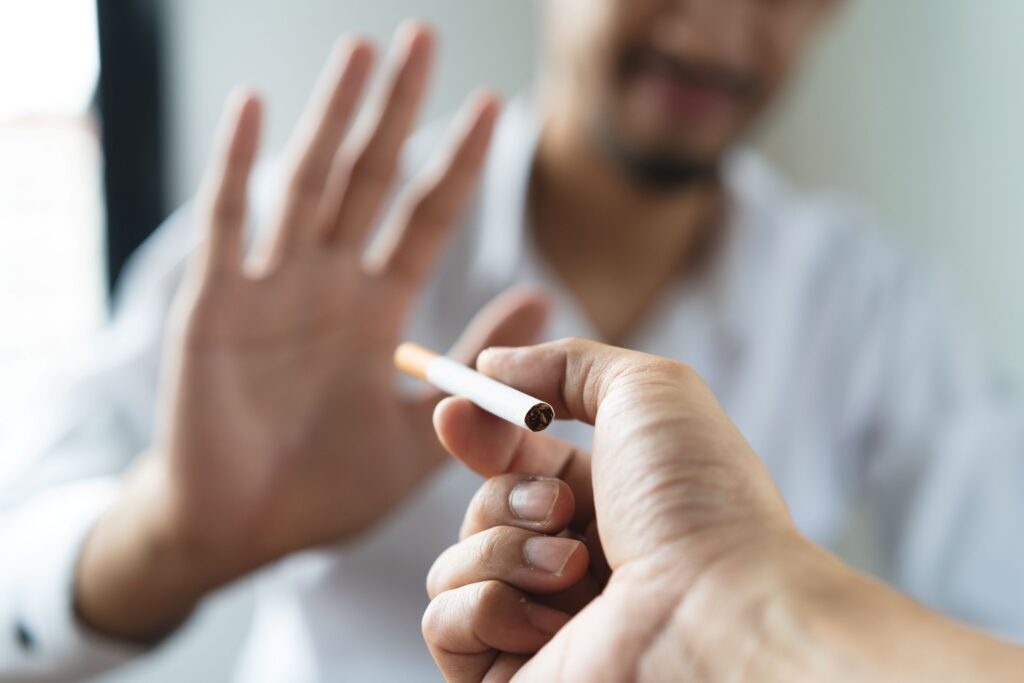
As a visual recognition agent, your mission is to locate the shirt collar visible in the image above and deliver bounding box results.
[711,149,798,348]
[471,96,542,289]
[471,96,790,353]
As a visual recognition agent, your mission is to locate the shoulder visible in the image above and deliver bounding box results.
[726,150,923,314]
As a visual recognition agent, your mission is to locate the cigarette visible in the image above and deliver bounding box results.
[394,342,555,432]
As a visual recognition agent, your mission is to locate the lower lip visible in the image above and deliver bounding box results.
[632,71,738,123]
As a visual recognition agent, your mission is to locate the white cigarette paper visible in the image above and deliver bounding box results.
[395,343,555,432]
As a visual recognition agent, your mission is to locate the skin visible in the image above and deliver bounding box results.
[423,339,1024,682]
[76,0,839,644]
[531,0,836,343]
[74,25,551,641]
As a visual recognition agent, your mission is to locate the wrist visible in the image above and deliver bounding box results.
[635,529,835,682]
[73,456,243,643]
[666,532,1024,683]
[783,552,1024,682]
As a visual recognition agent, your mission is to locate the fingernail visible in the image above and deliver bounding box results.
[509,479,559,523]
[525,602,571,636]
[523,537,580,576]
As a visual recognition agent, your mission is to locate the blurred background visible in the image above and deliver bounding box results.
[0,0,1022,680]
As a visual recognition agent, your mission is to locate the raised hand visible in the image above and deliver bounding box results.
[74,24,548,641]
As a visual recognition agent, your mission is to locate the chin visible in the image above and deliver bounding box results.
[626,131,731,170]
[615,114,736,165]
[591,106,734,190]
[601,134,721,191]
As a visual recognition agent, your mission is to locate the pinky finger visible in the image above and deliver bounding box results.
[198,89,263,278]
[483,654,530,683]
[422,581,569,683]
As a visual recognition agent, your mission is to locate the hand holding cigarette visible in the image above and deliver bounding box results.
[395,342,554,432]
[423,339,1024,683]
[422,338,796,682]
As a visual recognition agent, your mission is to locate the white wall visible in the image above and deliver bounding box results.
[162,0,1024,382]
[757,0,1024,381]
[163,0,539,206]
[98,1,1024,680]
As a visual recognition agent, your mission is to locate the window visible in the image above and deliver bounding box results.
[0,1,105,418]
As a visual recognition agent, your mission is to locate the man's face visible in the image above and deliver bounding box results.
[543,0,833,186]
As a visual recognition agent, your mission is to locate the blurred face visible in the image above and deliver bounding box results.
[543,0,834,188]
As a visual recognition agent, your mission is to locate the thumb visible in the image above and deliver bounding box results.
[476,338,788,569]
[476,338,661,425]
[447,287,551,367]
[402,288,551,465]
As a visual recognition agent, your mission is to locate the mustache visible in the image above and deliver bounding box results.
[620,47,759,101]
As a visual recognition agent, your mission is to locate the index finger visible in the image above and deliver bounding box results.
[366,92,499,284]
[434,397,594,530]
[475,338,688,425]
[197,90,263,278]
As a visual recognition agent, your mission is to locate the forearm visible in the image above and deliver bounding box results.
[784,557,1024,682]
[73,456,237,643]
[643,539,1024,682]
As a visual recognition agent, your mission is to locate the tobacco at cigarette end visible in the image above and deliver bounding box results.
[394,342,437,381]
[525,403,555,432]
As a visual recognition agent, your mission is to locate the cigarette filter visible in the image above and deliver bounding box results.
[395,342,555,432]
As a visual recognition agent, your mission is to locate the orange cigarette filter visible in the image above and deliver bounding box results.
[394,342,555,432]
[394,342,437,381]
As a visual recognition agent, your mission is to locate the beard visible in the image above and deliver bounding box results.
[590,46,757,192]
[593,114,717,193]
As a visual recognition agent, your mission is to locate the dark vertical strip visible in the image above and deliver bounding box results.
[95,0,166,295]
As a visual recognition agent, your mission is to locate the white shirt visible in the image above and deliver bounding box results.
[3,98,1024,682]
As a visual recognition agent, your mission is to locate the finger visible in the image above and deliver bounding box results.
[401,288,549,472]
[423,581,571,682]
[434,398,595,529]
[427,526,588,599]
[459,474,573,540]
[367,92,500,284]
[331,22,435,248]
[197,90,263,278]
[477,338,675,425]
[512,587,656,682]
[448,288,551,368]
[269,37,375,257]
[484,654,529,683]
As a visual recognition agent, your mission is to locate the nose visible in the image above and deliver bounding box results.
[653,0,758,66]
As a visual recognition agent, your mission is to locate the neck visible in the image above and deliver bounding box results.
[531,112,723,266]
[527,99,727,343]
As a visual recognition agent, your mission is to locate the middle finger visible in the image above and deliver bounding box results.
[325,21,435,248]
[427,526,589,600]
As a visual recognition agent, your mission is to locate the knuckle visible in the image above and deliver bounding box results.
[460,485,492,540]
[425,554,445,599]
[210,197,244,226]
[562,336,588,350]
[409,195,445,230]
[286,162,321,198]
[485,473,523,510]
[405,185,454,234]
[460,475,526,539]
[657,358,702,385]
[473,580,512,617]
[561,336,601,358]
[473,527,506,569]
[351,152,394,190]
[420,596,447,642]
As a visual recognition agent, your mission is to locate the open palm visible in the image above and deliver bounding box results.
[158,26,546,573]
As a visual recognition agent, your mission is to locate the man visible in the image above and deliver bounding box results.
[423,338,1024,681]
[2,1,1023,681]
